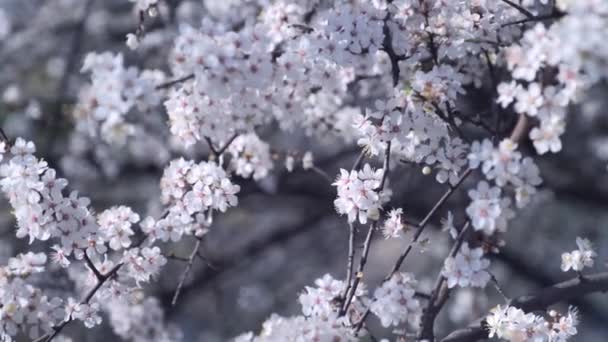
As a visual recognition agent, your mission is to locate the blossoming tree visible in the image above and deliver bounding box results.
[0,0,607,341]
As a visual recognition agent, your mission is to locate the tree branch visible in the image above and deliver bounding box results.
[171,237,203,306]
[418,221,471,340]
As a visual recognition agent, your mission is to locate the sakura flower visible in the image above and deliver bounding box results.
[228,134,274,180]
[561,237,596,272]
[333,164,385,224]
[370,272,421,328]
[71,302,102,328]
[497,81,520,108]
[98,206,140,251]
[529,115,565,154]
[442,243,490,288]
[514,82,543,116]
[382,208,405,239]
[466,181,503,235]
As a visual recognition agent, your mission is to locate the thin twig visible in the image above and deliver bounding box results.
[155,73,195,89]
[83,251,104,282]
[341,222,376,315]
[501,0,534,19]
[387,168,472,278]
[41,262,123,342]
[341,222,356,307]
[351,150,366,170]
[501,11,566,27]
[311,166,333,184]
[172,238,203,306]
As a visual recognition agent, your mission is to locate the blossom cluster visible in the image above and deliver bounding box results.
[0,139,100,258]
[74,52,165,145]
[158,158,240,241]
[466,138,543,237]
[469,139,542,209]
[299,274,366,323]
[465,181,513,236]
[561,237,597,273]
[369,272,421,328]
[236,274,363,341]
[382,208,406,239]
[442,242,491,289]
[0,139,179,340]
[333,164,388,224]
[1,253,64,339]
[2,0,608,340]
[497,0,608,157]
[227,133,274,180]
[486,305,578,341]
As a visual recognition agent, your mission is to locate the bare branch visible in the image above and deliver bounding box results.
[155,73,195,89]
[501,0,534,19]
[341,222,376,315]
[83,251,104,282]
[171,238,203,306]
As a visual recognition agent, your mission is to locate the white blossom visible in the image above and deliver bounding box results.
[561,237,596,272]
[442,243,490,288]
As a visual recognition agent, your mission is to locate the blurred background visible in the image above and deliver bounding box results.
[1,0,607,341]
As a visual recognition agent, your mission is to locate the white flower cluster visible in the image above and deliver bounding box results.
[382,208,406,239]
[158,158,240,241]
[387,0,521,61]
[234,314,357,342]
[75,52,165,145]
[236,274,363,341]
[0,139,179,340]
[465,181,513,236]
[98,206,140,251]
[369,272,421,328]
[300,274,367,322]
[227,134,274,180]
[497,1,608,156]
[0,253,65,340]
[66,299,102,329]
[323,2,384,57]
[333,164,387,224]
[354,84,469,186]
[469,139,542,209]
[487,305,578,342]
[106,297,182,342]
[442,242,491,289]
[121,246,167,286]
[6,252,47,277]
[561,237,596,273]
[0,139,100,258]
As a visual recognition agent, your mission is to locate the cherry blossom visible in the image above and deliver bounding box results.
[561,237,597,273]
[486,305,578,342]
[382,208,406,239]
[370,272,421,328]
[442,243,491,289]
[333,164,386,224]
